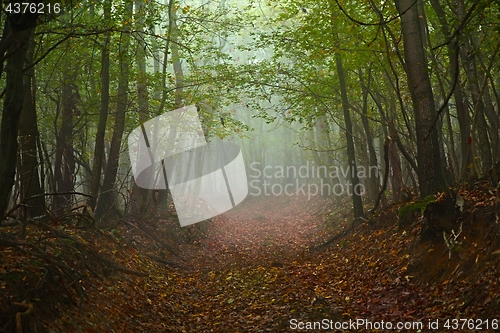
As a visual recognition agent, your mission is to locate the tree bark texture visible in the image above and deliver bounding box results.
[336,53,364,218]
[0,4,39,217]
[96,2,133,220]
[18,33,44,217]
[396,0,445,197]
[88,3,111,211]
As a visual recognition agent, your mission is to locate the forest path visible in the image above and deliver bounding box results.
[58,195,351,333]
[65,194,451,333]
[50,188,500,332]
[139,195,443,333]
[67,194,468,333]
[183,195,335,271]
[153,195,346,332]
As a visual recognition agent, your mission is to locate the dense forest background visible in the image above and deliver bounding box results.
[1,0,499,219]
[1,0,500,220]
[1,0,500,331]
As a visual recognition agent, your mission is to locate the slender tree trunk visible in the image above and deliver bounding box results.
[170,5,184,107]
[444,107,459,182]
[388,138,403,201]
[456,0,492,175]
[158,0,175,115]
[423,7,458,185]
[353,121,370,196]
[307,125,320,165]
[88,3,111,211]
[336,54,364,218]
[129,0,152,216]
[96,2,133,220]
[460,37,493,175]
[471,37,500,165]
[359,68,380,203]
[18,33,44,217]
[315,115,338,195]
[156,0,183,208]
[396,0,445,198]
[429,0,473,182]
[54,64,78,215]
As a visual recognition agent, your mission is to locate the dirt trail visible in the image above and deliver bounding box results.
[154,195,344,332]
[58,192,499,333]
[40,188,500,331]
[189,195,334,270]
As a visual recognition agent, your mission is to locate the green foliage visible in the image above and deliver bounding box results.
[4,0,500,214]
[398,195,436,219]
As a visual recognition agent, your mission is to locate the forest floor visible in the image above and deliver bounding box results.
[2,182,500,332]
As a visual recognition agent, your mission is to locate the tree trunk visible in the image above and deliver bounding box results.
[18,32,44,217]
[87,3,111,211]
[129,0,152,216]
[157,0,183,208]
[170,5,184,108]
[54,65,78,215]
[0,8,38,217]
[471,36,499,166]
[429,0,473,182]
[96,2,133,220]
[460,37,492,175]
[157,0,175,115]
[396,0,445,198]
[336,54,364,218]
[388,138,403,201]
[359,68,380,203]
[456,0,492,175]
[315,115,339,195]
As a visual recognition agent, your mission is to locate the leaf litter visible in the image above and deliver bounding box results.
[2,183,500,332]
